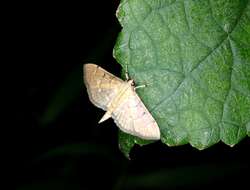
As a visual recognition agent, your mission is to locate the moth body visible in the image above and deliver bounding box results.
[83,63,160,140]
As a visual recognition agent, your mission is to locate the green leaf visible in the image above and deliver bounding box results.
[118,132,153,159]
[113,0,250,155]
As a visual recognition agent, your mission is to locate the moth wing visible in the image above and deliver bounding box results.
[83,63,124,110]
[112,88,160,140]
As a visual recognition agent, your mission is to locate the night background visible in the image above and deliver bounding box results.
[13,1,249,190]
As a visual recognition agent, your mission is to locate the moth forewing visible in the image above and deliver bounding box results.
[83,64,123,110]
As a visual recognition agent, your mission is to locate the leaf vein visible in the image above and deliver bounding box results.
[182,1,212,49]
[208,0,225,32]
[220,38,234,139]
[127,0,159,67]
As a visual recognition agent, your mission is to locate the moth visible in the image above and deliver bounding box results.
[83,63,160,140]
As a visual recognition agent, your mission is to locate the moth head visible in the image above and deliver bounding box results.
[128,79,135,86]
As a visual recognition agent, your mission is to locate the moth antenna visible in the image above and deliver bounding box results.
[134,81,153,90]
[135,84,146,90]
[125,64,130,80]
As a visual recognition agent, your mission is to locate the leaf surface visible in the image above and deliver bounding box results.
[113,0,250,156]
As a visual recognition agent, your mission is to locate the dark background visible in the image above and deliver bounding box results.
[13,1,249,190]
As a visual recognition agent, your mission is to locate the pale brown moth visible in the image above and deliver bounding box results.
[83,63,160,140]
